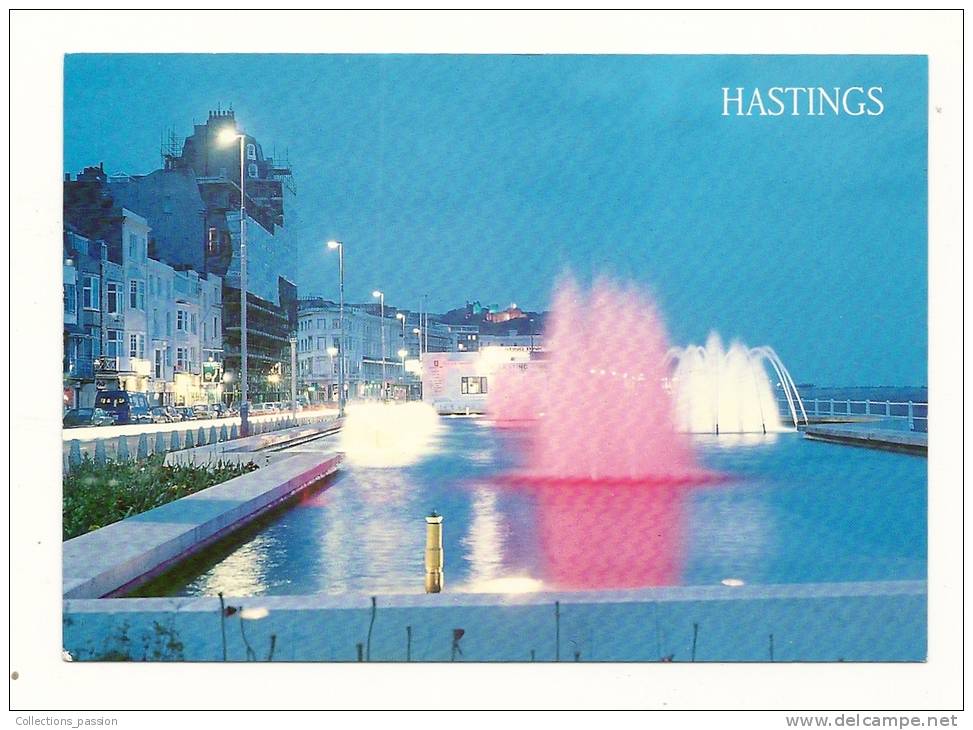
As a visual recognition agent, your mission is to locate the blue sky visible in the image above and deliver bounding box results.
[64,54,927,386]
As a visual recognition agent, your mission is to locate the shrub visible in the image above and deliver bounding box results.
[63,454,258,540]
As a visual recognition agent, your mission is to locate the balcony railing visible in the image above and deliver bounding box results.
[65,357,94,379]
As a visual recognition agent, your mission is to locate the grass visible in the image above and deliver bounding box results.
[63,454,258,540]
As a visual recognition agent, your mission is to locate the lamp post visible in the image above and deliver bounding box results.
[327,345,339,404]
[372,290,386,399]
[289,336,297,418]
[396,312,407,379]
[217,126,250,436]
[397,348,408,393]
[326,240,346,418]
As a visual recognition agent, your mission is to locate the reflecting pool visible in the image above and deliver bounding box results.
[134,418,926,597]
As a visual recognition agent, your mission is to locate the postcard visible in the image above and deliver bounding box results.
[8,9,964,716]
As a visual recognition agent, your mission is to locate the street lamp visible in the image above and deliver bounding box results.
[396,312,407,363]
[289,336,297,417]
[327,345,338,403]
[326,240,345,418]
[372,290,386,399]
[217,126,250,436]
[398,347,408,385]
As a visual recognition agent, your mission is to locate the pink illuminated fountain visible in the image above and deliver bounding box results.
[491,276,711,484]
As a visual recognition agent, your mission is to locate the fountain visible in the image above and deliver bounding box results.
[491,276,709,483]
[666,333,808,434]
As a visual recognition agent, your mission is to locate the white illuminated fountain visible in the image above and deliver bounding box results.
[665,333,808,434]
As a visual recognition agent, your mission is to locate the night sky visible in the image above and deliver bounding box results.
[64,54,927,386]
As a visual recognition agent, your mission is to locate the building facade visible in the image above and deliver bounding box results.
[296,298,408,402]
[62,211,222,409]
[107,109,298,406]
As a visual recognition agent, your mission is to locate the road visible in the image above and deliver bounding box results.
[62,408,337,443]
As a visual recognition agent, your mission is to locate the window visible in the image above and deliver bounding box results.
[460,377,488,395]
[129,333,145,360]
[317,337,328,351]
[317,318,325,330]
[154,350,163,379]
[248,163,258,178]
[213,316,219,336]
[104,282,119,314]
[63,284,76,315]
[190,313,197,334]
[106,330,122,358]
[128,233,138,261]
[176,347,187,371]
[208,227,219,254]
[176,310,186,331]
[332,318,340,329]
[129,280,145,310]
[81,275,100,310]
[166,347,172,367]
[152,309,159,335]
[246,143,256,160]
[332,336,340,350]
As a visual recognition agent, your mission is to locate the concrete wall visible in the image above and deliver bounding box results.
[63,581,925,662]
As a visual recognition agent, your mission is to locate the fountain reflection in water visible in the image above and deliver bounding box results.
[666,333,807,434]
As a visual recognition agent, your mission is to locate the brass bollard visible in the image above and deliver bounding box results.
[425,512,444,593]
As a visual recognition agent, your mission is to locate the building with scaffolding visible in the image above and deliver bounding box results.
[103,107,299,406]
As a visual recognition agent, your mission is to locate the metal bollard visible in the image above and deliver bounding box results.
[425,512,444,593]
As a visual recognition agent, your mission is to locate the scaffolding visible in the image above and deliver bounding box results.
[160,127,183,169]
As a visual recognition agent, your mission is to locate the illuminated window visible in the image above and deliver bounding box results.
[460,377,488,395]
[248,163,258,178]
[246,143,256,160]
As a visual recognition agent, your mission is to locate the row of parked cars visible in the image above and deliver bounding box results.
[250,401,304,415]
[63,390,238,428]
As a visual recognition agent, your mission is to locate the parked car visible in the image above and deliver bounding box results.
[176,406,197,421]
[192,404,213,419]
[94,390,152,425]
[149,406,176,424]
[63,407,115,428]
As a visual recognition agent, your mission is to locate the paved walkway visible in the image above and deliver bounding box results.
[803,424,927,455]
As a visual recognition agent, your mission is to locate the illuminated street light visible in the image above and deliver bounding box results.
[372,290,386,398]
[325,240,346,418]
[218,125,250,436]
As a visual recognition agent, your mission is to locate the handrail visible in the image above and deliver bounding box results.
[777,397,928,432]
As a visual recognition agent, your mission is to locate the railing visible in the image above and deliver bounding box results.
[66,357,94,379]
[779,398,928,433]
[63,409,340,474]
